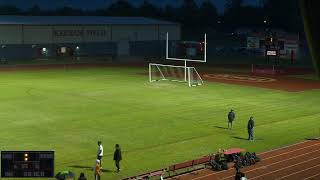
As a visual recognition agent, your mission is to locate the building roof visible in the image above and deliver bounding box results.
[0,16,178,25]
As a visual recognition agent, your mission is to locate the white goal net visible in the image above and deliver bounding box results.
[149,63,203,87]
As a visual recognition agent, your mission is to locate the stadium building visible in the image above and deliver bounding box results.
[0,16,180,60]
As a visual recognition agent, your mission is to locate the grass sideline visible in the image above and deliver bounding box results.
[0,66,319,180]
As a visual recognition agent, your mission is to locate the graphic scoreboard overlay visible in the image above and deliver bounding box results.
[1,151,54,178]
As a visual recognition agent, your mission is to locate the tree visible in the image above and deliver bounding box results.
[0,5,21,15]
[225,0,244,11]
[29,5,41,16]
[55,6,84,16]
[224,0,244,29]
[107,0,137,16]
[163,5,179,22]
[199,0,218,28]
[299,0,320,78]
[179,0,199,27]
[138,0,162,18]
[263,0,302,32]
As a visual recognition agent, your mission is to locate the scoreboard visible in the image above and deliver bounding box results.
[266,50,278,56]
[1,151,54,178]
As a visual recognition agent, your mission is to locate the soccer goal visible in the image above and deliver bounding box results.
[149,63,203,87]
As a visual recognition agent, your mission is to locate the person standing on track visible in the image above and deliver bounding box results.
[97,141,103,167]
[247,117,255,142]
[234,156,241,173]
[228,109,235,129]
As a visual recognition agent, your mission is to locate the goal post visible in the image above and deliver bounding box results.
[149,32,206,87]
[149,63,203,87]
[188,66,204,86]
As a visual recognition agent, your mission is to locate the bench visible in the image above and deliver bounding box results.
[123,169,165,180]
[123,154,216,180]
[168,156,213,177]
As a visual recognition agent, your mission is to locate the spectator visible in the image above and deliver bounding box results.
[113,144,122,172]
[97,141,103,167]
[240,172,247,180]
[94,159,102,180]
[235,171,246,180]
[228,109,236,129]
[78,172,87,180]
[247,116,255,142]
[234,158,241,173]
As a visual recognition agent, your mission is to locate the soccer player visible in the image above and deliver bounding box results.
[228,109,235,129]
[97,141,103,167]
[113,144,122,172]
[247,117,255,142]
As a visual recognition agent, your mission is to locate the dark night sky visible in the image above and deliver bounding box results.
[0,0,261,14]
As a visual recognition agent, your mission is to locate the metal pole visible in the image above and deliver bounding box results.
[184,60,187,82]
[166,32,169,59]
[204,33,207,62]
[188,67,191,87]
[149,63,152,82]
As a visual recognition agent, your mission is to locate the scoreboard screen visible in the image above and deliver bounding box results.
[1,151,54,178]
[266,50,278,56]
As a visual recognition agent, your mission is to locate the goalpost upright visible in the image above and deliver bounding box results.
[166,33,207,82]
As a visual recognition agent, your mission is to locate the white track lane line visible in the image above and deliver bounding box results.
[303,172,320,180]
[210,148,320,180]
[190,142,320,180]
[259,140,313,155]
[250,156,320,180]
[257,143,320,161]
[275,164,320,180]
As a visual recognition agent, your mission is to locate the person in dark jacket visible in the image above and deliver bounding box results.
[247,116,255,142]
[234,156,242,173]
[228,109,235,129]
[113,144,122,172]
[78,172,87,180]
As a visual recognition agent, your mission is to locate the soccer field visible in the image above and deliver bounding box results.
[0,66,319,180]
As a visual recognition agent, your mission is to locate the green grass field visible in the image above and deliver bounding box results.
[0,66,320,180]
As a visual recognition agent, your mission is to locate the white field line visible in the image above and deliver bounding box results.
[250,156,320,180]
[303,172,320,180]
[275,164,320,180]
[190,142,320,180]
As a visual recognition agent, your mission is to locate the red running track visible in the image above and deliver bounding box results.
[167,140,320,180]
